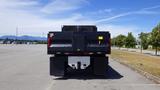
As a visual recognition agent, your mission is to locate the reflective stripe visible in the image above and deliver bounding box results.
[87,44,107,47]
[50,44,72,47]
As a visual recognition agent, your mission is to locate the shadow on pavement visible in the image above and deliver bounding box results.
[54,65,123,80]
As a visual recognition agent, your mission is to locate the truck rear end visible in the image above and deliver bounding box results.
[47,25,111,76]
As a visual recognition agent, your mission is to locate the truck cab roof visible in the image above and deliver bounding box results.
[62,25,97,32]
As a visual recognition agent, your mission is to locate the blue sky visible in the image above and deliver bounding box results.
[0,0,160,37]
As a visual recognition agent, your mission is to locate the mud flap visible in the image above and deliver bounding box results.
[50,56,67,76]
[92,56,108,75]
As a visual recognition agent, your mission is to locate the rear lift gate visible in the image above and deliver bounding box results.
[73,33,85,52]
[48,32,110,54]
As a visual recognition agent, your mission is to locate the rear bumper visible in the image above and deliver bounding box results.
[47,47,111,55]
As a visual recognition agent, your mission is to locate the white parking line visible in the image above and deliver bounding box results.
[45,80,56,90]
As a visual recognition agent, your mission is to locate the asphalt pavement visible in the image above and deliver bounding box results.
[0,44,159,90]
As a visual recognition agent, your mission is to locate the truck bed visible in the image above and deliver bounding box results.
[47,31,110,55]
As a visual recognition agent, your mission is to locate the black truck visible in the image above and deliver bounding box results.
[47,25,111,76]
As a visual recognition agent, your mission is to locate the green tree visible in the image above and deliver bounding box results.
[150,23,160,55]
[115,34,126,49]
[139,32,149,50]
[111,37,116,46]
[125,32,136,48]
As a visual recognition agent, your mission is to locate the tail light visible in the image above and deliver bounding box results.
[48,33,54,47]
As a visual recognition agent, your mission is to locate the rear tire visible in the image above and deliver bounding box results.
[91,55,108,76]
[50,55,67,76]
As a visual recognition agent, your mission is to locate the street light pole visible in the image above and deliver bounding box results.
[16,27,18,44]
[138,33,142,53]
[158,24,160,55]
[140,39,142,53]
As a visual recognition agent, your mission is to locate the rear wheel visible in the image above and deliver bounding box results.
[50,55,67,76]
[91,55,108,76]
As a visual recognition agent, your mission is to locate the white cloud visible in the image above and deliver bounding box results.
[96,5,160,23]
[0,0,158,38]
[0,0,38,9]
[86,8,113,17]
[97,24,140,38]
[0,0,93,36]
[96,10,158,23]
[41,0,88,14]
[142,5,160,10]
[96,8,113,14]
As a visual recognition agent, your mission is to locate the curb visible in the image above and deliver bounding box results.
[112,58,160,84]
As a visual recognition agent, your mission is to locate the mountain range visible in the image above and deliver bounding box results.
[0,35,47,41]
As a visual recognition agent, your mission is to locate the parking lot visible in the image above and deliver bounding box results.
[0,45,159,90]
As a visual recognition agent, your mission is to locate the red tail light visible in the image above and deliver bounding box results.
[48,33,54,47]
[48,37,52,47]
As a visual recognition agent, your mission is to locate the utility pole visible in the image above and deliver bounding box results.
[42,32,45,37]
[16,27,18,44]
[140,39,142,53]
[158,23,160,33]
[158,24,160,55]
[138,33,142,53]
